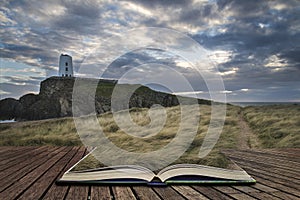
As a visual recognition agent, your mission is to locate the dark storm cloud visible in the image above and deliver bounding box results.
[2,44,41,52]
[280,48,300,66]
[128,0,300,74]
[103,49,192,79]
[195,1,299,49]
[217,0,269,15]
[1,0,299,101]
[65,1,102,19]
[179,4,213,22]
[188,0,300,78]
[123,0,192,8]
[52,1,104,34]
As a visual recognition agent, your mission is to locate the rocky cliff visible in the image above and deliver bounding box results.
[0,76,210,121]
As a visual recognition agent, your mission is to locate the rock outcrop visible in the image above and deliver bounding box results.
[0,98,22,120]
[0,76,210,121]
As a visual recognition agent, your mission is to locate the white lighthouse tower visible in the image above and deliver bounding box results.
[59,54,74,77]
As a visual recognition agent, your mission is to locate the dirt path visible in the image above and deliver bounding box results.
[237,110,260,149]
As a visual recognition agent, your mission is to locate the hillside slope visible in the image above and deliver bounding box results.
[0,77,210,121]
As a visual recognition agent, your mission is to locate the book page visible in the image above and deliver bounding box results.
[61,151,155,182]
[61,165,155,182]
[157,164,253,182]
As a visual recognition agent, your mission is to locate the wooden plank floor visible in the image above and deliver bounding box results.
[0,147,299,200]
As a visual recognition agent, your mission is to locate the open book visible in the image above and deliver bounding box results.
[57,150,256,185]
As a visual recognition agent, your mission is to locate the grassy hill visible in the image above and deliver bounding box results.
[0,104,299,168]
[0,77,211,121]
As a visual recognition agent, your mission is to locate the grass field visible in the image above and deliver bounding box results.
[243,104,300,148]
[0,104,299,168]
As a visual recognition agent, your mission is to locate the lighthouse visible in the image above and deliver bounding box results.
[59,54,73,77]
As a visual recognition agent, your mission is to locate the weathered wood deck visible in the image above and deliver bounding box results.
[0,146,299,199]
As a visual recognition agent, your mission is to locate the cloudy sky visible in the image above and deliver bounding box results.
[1,0,299,102]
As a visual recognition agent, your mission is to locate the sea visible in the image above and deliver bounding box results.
[229,102,299,107]
[0,119,16,123]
